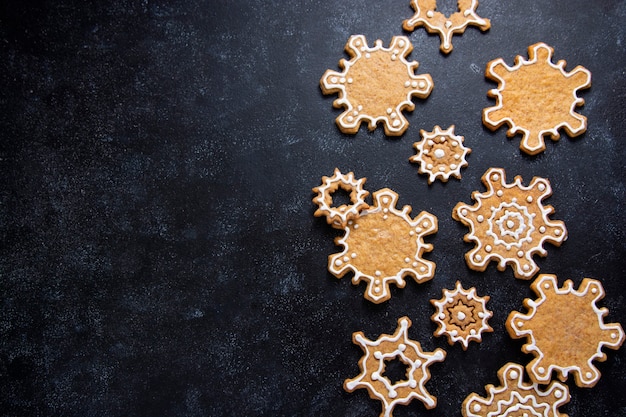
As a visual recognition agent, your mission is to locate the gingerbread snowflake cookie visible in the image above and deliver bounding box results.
[462,362,570,417]
[320,35,433,136]
[402,0,491,54]
[483,42,592,155]
[312,168,369,228]
[345,317,446,417]
[452,168,567,279]
[330,188,437,303]
[507,274,625,388]
[431,281,492,350]
[410,125,471,183]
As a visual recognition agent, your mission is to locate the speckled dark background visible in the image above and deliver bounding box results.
[1,1,625,416]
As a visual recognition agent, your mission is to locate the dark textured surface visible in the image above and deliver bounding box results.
[1,1,625,416]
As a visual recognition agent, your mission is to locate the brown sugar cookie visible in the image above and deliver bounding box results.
[312,168,369,229]
[409,125,471,183]
[452,167,567,279]
[402,0,491,54]
[345,316,446,417]
[320,35,433,136]
[329,188,437,303]
[430,281,493,350]
[462,362,570,417]
[483,42,592,155]
[506,274,625,388]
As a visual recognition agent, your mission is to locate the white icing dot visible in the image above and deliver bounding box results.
[518,321,524,327]
[611,333,618,339]
[405,257,411,263]
[451,330,458,336]
[374,279,380,285]
[374,286,381,293]
[383,215,388,220]
[544,283,550,289]
[427,139,435,146]
[346,116,354,122]
[434,149,445,159]
[357,105,363,111]
[351,253,357,259]
[365,53,371,58]
[412,262,418,267]
[523,264,530,271]
[409,380,417,388]
[386,107,393,114]
[439,166,446,172]
[485,245,492,252]
[340,77,346,83]
[420,266,426,272]
[457,311,466,321]
[538,366,545,374]
[398,343,406,351]
[391,113,398,120]
[418,81,426,89]
[375,271,382,277]
[330,76,338,83]
[409,230,415,236]
[389,390,397,399]
[439,313,445,320]
[470,329,476,335]
[335,259,343,266]
[497,190,504,197]
[478,312,485,318]
[591,287,598,294]
[477,215,484,223]
[347,78,353,83]
[426,10,434,18]
[404,81,411,87]
[461,209,468,216]
[555,229,561,236]
[390,55,397,61]
[383,208,389,214]
[427,163,434,170]
[382,197,390,204]
[538,183,546,191]
[450,164,457,169]
[509,370,519,379]
[398,40,405,47]
[586,371,593,379]
[445,20,452,28]
[343,256,350,262]
[555,390,563,399]
[492,174,500,181]
[539,226,546,233]
[473,404,481,412]
[475,254,482,261]
[517,250,524,258]
[527,196,533,203]
[372,370,380,379]
[507,220,515,229]
[454,154,460,160]
[354,224,359,229]
[393,49,399,55]
[422,221,429,228]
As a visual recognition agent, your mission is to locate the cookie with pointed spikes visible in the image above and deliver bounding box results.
[321,35,433,136]
[483,42,591,155]
[312,168,369,229]
[402,0,491,54]
[507,274,624,388]
[431,281,493,350]
[345,317,446,417]
[410,125,471,183]
[462,362,570,417]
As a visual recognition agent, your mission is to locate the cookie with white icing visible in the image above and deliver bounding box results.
[410,125,471,183]
[430,281,492,350]
[402,0,491,54]
[462,362,569,417]
[483,42,591,155]
[320,35,433,136]
[312,168,369,229]
[345,317,446,417]
[452,167,567,279]
[507,274,625,388]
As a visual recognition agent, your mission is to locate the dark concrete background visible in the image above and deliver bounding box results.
[1,1,625,416]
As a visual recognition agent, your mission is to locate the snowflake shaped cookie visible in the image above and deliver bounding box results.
[483,42,591,155]
[312,168,369,228]
[507,274,625,388]
[329,188,437,303]
[431,281,493,350]
[410,125,471,183]
[452,168,567,279]
[462,362,570,417]
[402,0,491,54]
[320,35,433,136]
[345,317,446,417]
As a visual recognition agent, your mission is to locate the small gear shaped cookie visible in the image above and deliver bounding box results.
[462,362,570,417]
[431,281,493,350]
[507,274,625,388]
[410,125,471,183]
[483,42,592,155]
[320,35,433,136]
[402,0,491,54]
[452,168,567,279]
[329,188,438,303]
[312,168,369,229]
[345,317,446,417]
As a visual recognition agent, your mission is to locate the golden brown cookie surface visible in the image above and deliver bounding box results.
[345,317,446,417]
[507,274,625,388]
[483,42,591,155]
[320,35,433,136]
[452,168,567,279]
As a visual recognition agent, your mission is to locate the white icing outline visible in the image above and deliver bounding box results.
[462,363,569,417]
[312,168,369,228]
[431,281,492,350]
[345,317,446,417]
[410,125,471,183]
[329,188,437,303]
[453,167,567,279]
[507,275,625,388]
[403,0,490,53]
[483,42,592,155]
[321,35,433,136]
